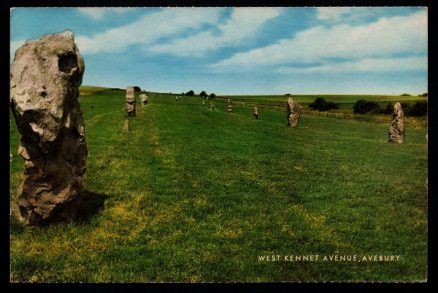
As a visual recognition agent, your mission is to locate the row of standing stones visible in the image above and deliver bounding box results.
[125,86,149,117]
[10,30,406,226]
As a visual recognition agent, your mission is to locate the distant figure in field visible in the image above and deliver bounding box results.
[253,106,259,119]
[176,96,179,101]
[388,102,405,143]
[287,97,302,127]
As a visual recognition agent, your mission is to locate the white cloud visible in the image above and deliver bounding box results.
[276,56,428,74]
[10,39,25,60]
[77,7,135,20]
[211,10,427,71]
[149,7,283,56]
[75,8,222,54]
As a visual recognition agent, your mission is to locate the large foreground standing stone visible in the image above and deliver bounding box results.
[388,102,405,143]
[126,86,136,116]
[287,97,302,127]
[10,30,87,225]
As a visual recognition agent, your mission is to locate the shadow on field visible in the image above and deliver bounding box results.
[75,190,109,223]
[9,190,109,232]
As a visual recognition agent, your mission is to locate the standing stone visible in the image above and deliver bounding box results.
[388,102,405,143]
[126,86,136,116]
[227,98,233,112]
[10,30,87,225]
[287,97,302,127]
[253,106,259,119]
[140,93,148,106]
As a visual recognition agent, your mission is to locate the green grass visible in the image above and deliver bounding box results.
[79,85,112,96]
[216,93,427,107]
[214,94,428,116]
[10,89,428,282]
[212,94,427,128]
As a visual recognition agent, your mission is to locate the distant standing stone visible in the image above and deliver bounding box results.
[10,30,87,225]
[253,106,259,119]
[140,93,148,106]
[227,98,233,112]
[388,102,405,143]
[287,97,302,127]
[126,86,136,116]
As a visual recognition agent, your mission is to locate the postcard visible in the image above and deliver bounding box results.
[9,6,428,283]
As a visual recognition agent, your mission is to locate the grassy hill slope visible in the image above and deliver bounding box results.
[10,89,427,282]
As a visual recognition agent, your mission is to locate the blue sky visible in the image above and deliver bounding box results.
[10,7,427,95]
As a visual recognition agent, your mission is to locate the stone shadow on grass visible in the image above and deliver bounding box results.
[74,190,109,224]
[10,190,108,231]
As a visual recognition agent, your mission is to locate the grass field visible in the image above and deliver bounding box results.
[214,93,428,110]
[9,87,428,282]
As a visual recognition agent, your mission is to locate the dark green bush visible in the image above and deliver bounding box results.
[383,102,393,114]
[353,99,382,114]
[405,100,427,116]
[186,90,195,96]
[357,100,427,116]
[308,97,340,111]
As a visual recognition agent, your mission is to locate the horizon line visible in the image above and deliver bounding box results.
[80,85,428,97]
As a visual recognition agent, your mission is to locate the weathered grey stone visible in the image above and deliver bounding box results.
[388,102,405,143]
[287,97,302,127]
[140,93,148,106]
[253,106,259,119]
[10,30,87,225]
[126,86,136,116]
[227,98,233,112]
